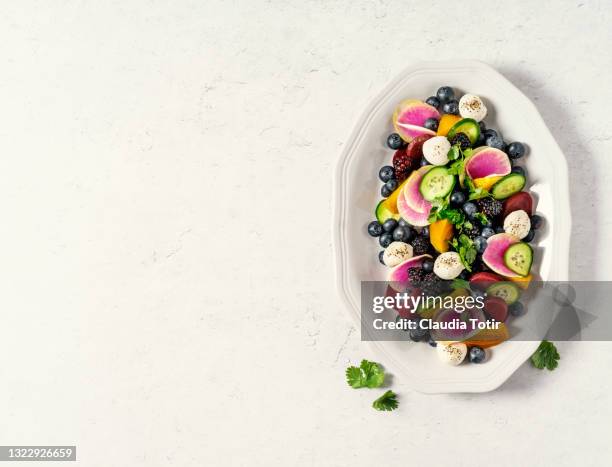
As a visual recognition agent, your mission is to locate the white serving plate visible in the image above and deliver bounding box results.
[333,60,570,393]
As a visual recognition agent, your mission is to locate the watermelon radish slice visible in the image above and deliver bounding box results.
[393,99,440,142]
[482,233,521,277]
[403,165,433,213]
[465,146,511,179]
[397,188,430,226]
[387,254,433,291]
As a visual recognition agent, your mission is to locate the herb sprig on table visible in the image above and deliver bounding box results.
[531,340,560,370]
[345,360,398,411]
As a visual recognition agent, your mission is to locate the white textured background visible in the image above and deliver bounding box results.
[1,1,611,466]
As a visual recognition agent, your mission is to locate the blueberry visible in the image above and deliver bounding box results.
[478,121,487,133]
[471,288,485,299]
[459,270,470,280]
[506,142,526,159]
[443,99,459,115]
[428,335,437,347]
[511,166,525,176]
[524,229,536,242]
[379,165,395,182]
[424,118,439,131]
[387,133,403,150]
[422,259,434,273]
[450,191,466,206]
[420,158,429,167]
[381,185,392,198]
[385,178,398,192]
[469,346,486,363]
[379,232,393,248]
[392,226,411,242]
[421,226,429,237]
[475,132,486,147]
[436,86,455,103]
[531,214,543,230]
[509,301,525,316]
[484,129,499,139]
[378,250,386,265]
[474,236,487,253]
[368,221,383,237]
[426,96,440,109]
[463,202,477,217]
[398,218,410,227]
[495,225,505,234]
[486,135,505,150]
[409,324,428,342]
[481,227,495,238]
[382,219,398,233]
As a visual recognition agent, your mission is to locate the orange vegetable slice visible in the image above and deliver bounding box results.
[473,176,503,191]
[429,219,454,253]
[463,323,510,349]
[436,114,462,137]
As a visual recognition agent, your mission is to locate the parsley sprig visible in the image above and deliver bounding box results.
[372,390,399,411]
[531,340,560,370]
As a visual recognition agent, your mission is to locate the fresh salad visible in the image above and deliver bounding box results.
[367,86,544,366]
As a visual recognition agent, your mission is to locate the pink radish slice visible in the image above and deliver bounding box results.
[482,233,521,277]
[403,165,433,214]
[465,147,511,179]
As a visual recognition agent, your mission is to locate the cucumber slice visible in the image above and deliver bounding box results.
[486,281,520,304]
[375,199,400,224]
[504,242,533,277]
[491,173,526,200]
[419,167,455,201]
[447,118,480,145]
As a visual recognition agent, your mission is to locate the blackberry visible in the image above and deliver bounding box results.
[477,198,503,218]
[392,148,419,182]
[420,272,449,297]
[411,236,431,256]
[449,132,471,150]
[408,267,426,284]
[463,224,481,239]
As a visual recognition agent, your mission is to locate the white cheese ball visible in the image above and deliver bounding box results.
[383,241,413,267]
[504,209,531,239]
[436,342,468,365]
[433,251,465,280]
[459,94,488,122]
[422,136,451,166]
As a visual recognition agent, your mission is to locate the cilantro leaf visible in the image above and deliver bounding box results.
[451,234,477,272]
[451,278,471,291]
[438,208,465,226]
[372,390,398,411]
[472,212,490,226]
[427,197,450,223]
[346,359,385,388]
[447,144,461,161]
[531,340,560,370]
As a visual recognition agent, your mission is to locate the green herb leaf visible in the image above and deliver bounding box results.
[473,212,490,226]
[372,390,398,411]
[451,278,471,291]
[438,208,465,226]
[447,144,461,161]
[451,234,477,272]
[346,359,385,388]
[427,197,451,223]
[531,340,560,370]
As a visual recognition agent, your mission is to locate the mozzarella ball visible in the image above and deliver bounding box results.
[423,136,451,166]
[383,241,413,267]
[433,251,465,280]
[459,94,488,122]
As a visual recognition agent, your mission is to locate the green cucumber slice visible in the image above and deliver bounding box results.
[447,118,480,145]
[375,199,400,224]
[491,173,526,200]
[503,242,533,277]
[486,281,520,304]
[419,167,455,201]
